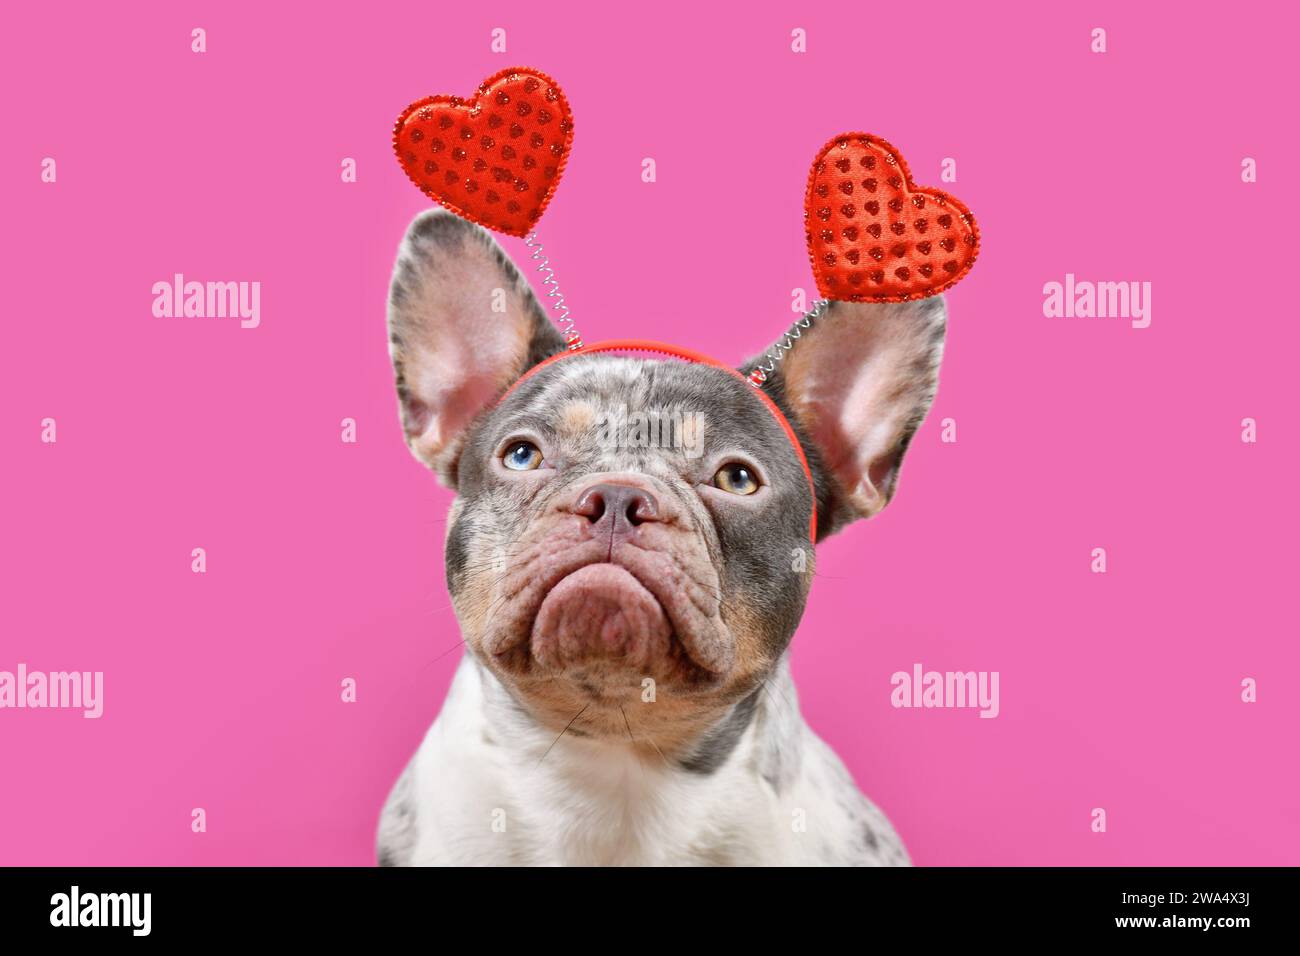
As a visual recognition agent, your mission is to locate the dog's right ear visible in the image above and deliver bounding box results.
[743,297,946,540]
[387,210,567,485]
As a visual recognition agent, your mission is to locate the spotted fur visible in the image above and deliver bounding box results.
[378,210,944,866]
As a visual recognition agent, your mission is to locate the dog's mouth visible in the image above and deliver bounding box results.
[487,545,732,688]
[530,563,674,671]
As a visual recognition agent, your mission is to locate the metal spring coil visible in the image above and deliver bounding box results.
[747,298,829,386]
[523,231,582,350]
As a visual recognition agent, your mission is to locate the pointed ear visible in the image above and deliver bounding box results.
[746,297,946,538]
[387,210,567,485]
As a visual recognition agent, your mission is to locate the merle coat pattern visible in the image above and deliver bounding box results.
[377,210,944,866]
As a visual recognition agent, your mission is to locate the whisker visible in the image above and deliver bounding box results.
[418,638,468,672]
[618,703,650,781]
[760,675,795,715]
[619,703,636,743]
[620,703,672,769]
[536,703,589,767]
[643,732,672,768]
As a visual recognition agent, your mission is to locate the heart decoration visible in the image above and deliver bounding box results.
[805,133,979,302]
[393,67,574,238]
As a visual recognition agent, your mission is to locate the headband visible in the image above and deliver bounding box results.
[393,67,980,547]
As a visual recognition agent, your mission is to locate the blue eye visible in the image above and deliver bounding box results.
[503,440,544,471]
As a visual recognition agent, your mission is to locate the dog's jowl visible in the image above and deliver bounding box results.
[377,210,947,866]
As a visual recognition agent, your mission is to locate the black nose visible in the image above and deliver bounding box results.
[574,482,660,532]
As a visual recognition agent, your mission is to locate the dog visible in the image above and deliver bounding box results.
[376,209,946,865]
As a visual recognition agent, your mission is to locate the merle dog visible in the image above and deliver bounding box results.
[377,210,944,865]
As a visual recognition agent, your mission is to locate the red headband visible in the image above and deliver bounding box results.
[396,70,982,548]
[498,340,817,543]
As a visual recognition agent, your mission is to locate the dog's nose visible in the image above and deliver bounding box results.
[574,482,660,532]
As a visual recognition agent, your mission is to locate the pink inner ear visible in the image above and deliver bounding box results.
[781,299,945,521]
[800,348,889,464]
[440,372,504,443]
[408,357,513,470]
[801,389,895,517]
[401,288,537,472]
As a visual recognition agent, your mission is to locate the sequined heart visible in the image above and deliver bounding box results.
[804,133,978,302]
[393,67,574,237]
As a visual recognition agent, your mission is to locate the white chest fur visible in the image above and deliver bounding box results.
[379,657,908,867]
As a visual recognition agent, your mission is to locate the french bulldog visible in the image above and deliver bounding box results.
[377,209,946,866]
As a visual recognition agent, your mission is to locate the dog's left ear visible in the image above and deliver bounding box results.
[387,210,567,485]
[746,297,946,539]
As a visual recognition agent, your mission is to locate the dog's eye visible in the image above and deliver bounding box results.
[502,440,544,471]
[713,462,760,495]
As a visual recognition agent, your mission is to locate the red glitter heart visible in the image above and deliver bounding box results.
[805,133,978,302]
[393,67,574,237]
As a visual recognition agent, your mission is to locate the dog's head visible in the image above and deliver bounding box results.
[387,210,945,748]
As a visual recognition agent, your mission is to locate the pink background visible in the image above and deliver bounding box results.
[3,1,1297,866]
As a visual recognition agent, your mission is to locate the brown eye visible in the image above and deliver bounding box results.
[713,462,760,495]
[503,440,544,471]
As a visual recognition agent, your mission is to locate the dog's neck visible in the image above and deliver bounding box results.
[383,652,906,865]
[476,655,787,753]
[443,656,806,865]
[475,652,795,766]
